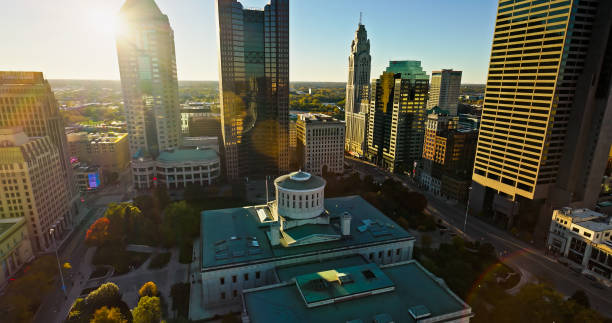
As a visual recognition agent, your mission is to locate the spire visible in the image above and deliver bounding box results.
[359,12,362,25]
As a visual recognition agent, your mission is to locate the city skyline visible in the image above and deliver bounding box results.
[0,0,497,83]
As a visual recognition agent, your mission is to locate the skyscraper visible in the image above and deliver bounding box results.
[116,0,181,158]
[0,71,79,221]
[427,69,462,115]
[470,0,612,231]
[366,61,429,173]
[344,22,371,157]
[0,128,70,252]
[216,0,290,180]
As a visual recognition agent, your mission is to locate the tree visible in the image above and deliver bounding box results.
[85,283,123,312]
[0,255,57,323]
[86,217,111,246]
[139,281,159,298]
[132,296,161,323]
[570,290,590,308]
[91,306,127,323]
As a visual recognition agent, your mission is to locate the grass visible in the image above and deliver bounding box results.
[92,246,150,275]
[148,252,172,269]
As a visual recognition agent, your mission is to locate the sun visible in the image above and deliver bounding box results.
[89,10,117,35]
[86,5,121,36]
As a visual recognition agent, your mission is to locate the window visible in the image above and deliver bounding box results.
[221,292,226,300]
[396,249,401,256]
[572,227,580,233]
[256,271,261,279]
[244,273,249,281]
[378,251,383,258]
[233,290,238,297]
[232,275,237,283]
[220,277,225,285]
[387,250,392,257]
[369,253,374,260]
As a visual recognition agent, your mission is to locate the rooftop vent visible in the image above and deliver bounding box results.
[373,313,394,323]
[362,269,376,280]
[408,305,431,320]
[338,273,354,285]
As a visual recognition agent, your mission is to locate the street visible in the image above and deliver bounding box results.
[345,157,612,317]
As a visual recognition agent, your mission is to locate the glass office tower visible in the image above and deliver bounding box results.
[116,0,181,158]
[366,61,429,173]
[216,0,290,179]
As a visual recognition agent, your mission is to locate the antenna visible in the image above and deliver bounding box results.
[359,12,362,25]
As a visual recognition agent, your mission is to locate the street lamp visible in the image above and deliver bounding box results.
[463,186,473,234]
[49,227,67,298]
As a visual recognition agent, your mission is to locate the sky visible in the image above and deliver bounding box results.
[0,0,498,83]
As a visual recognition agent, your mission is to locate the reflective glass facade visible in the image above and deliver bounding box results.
[217,0,289,179]
[366,61,429,173]
[116,0,181,158]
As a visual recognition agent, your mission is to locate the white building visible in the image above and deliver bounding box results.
[192,171,417,320]
[296,113,345,175]
[132,148,220,190]
[547,207,612,281]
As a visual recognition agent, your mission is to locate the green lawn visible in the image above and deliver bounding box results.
[92,246,150,275]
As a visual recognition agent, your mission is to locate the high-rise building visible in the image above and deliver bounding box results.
[470,0,612,231]
[180,103,213,135]
[366,61,429,173]
[344,22,371,157]
[427,69,462,115]
[0,71,79,221]
[116,0,181,158]
[67,132,130,173]
[0,128,70,252]
[419,110,477,202]
[296,113,345,176]
[216,0,290,180]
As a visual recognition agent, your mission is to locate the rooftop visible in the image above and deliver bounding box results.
[243,260,471,323]
[297,113,344,124]
[67,132,127,143]
[200,196,414,270]
[276,255,367,282]
[274,171,326,191]
[559,207,606,223]
[157,148,218,163]
[0,217,25,240]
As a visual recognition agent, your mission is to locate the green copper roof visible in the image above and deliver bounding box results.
[157,149,218,163]
[276,255,367,282]
[274,171,326,191]
[243,261,472,323]
[386,61,429,82]
[295,263,395,306]
[200,196,414,269]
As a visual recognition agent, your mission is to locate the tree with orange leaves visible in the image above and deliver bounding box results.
[86,217,111,247]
